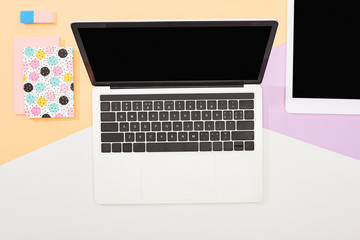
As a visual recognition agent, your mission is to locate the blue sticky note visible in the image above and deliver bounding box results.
[20,11,34,23]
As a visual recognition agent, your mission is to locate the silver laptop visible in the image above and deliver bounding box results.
[71,20,278,204]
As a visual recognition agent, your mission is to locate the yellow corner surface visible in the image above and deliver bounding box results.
[0,0,286,165]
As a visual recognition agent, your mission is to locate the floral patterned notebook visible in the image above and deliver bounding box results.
[23,47,74,118]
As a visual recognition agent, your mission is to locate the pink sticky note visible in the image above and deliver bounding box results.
[13,36,59,114]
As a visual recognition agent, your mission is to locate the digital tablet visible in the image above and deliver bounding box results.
[286,0,360,114]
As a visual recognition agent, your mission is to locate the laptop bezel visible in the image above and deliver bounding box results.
[71,20,278,87]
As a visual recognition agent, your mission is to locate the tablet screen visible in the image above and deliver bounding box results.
[293,1,360,99]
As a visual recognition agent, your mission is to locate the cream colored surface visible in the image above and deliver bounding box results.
[0,0,286,165]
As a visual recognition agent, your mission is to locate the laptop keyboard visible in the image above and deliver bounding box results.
[100,93,255,153]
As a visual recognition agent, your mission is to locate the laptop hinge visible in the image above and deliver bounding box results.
[110,80,244,89]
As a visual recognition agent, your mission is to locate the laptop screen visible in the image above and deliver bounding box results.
[73,21,277,85]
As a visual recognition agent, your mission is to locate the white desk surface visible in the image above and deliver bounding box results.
[1,127,359,240]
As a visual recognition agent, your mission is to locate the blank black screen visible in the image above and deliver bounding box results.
[78,26,272,82]
[293,1,360,99]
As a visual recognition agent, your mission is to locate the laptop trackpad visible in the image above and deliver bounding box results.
[141,153,215,203]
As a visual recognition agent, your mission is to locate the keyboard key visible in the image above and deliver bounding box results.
[136,132,145,142]
[159,111,169,121]
[202,111,211,120]
[244,110,254,119]
[231,131,254,140]
[226,121,236,130]
[157,132,167,141]
[181,111,190,120]
[101,123,118,132]
[213,111,222,120]
[130,122,140,131]
[234,142,244,151]
[143,101,153,110]
[117,112,126,121]
[189,132,198,141]
[101,143,111,153]
[218,100,227,109]
[112,143,121,152]
[207,101,216,109]
[237,121,254,130]
[234,111,243,120]
[111,102,121,111]
[213,142,222,151]
[223,111,232,120]
[183,122,193,131]
[191,111,201,120]
[224,142,233,151]
[229,100,238,109]
[169,111,179,120]
[210,132,220,141]
[138,112,147,121]
[123,143,132,152]
[215,121,225,130]
[146,132,156,141]
[149,112,158,121]
[165,101,174,110]
[200,142,211,151]
[127,112,137,121]
[194,121,204,130]
[125,133,135,142]
[141,122,151,131]
[221,131,231,140]
[205,121,214,130]
[168,132,177,141]
[133,102,142,111]
[186,101,195,110]
[101,102,110,111]
[239,100,254,109]
[245,141,254,151]
[154,101,163,110]
[162,122,171,131]
[197,101,206,110]
[200,132,209,141]
[175,101,185,110]
[151,122,161,131]
[120,123,129,132]
[173,122,182,131]
[101,133,124,142]
[178,132,188,141]
[122,102,131,111]
[101,112,115,121]
[133,143,145,152]
[147,142,198,152]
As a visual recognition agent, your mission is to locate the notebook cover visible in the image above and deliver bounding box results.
[13,36,59,114]
[23,47,74,118]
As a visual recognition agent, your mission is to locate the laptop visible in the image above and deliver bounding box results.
[71,20,278,204]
